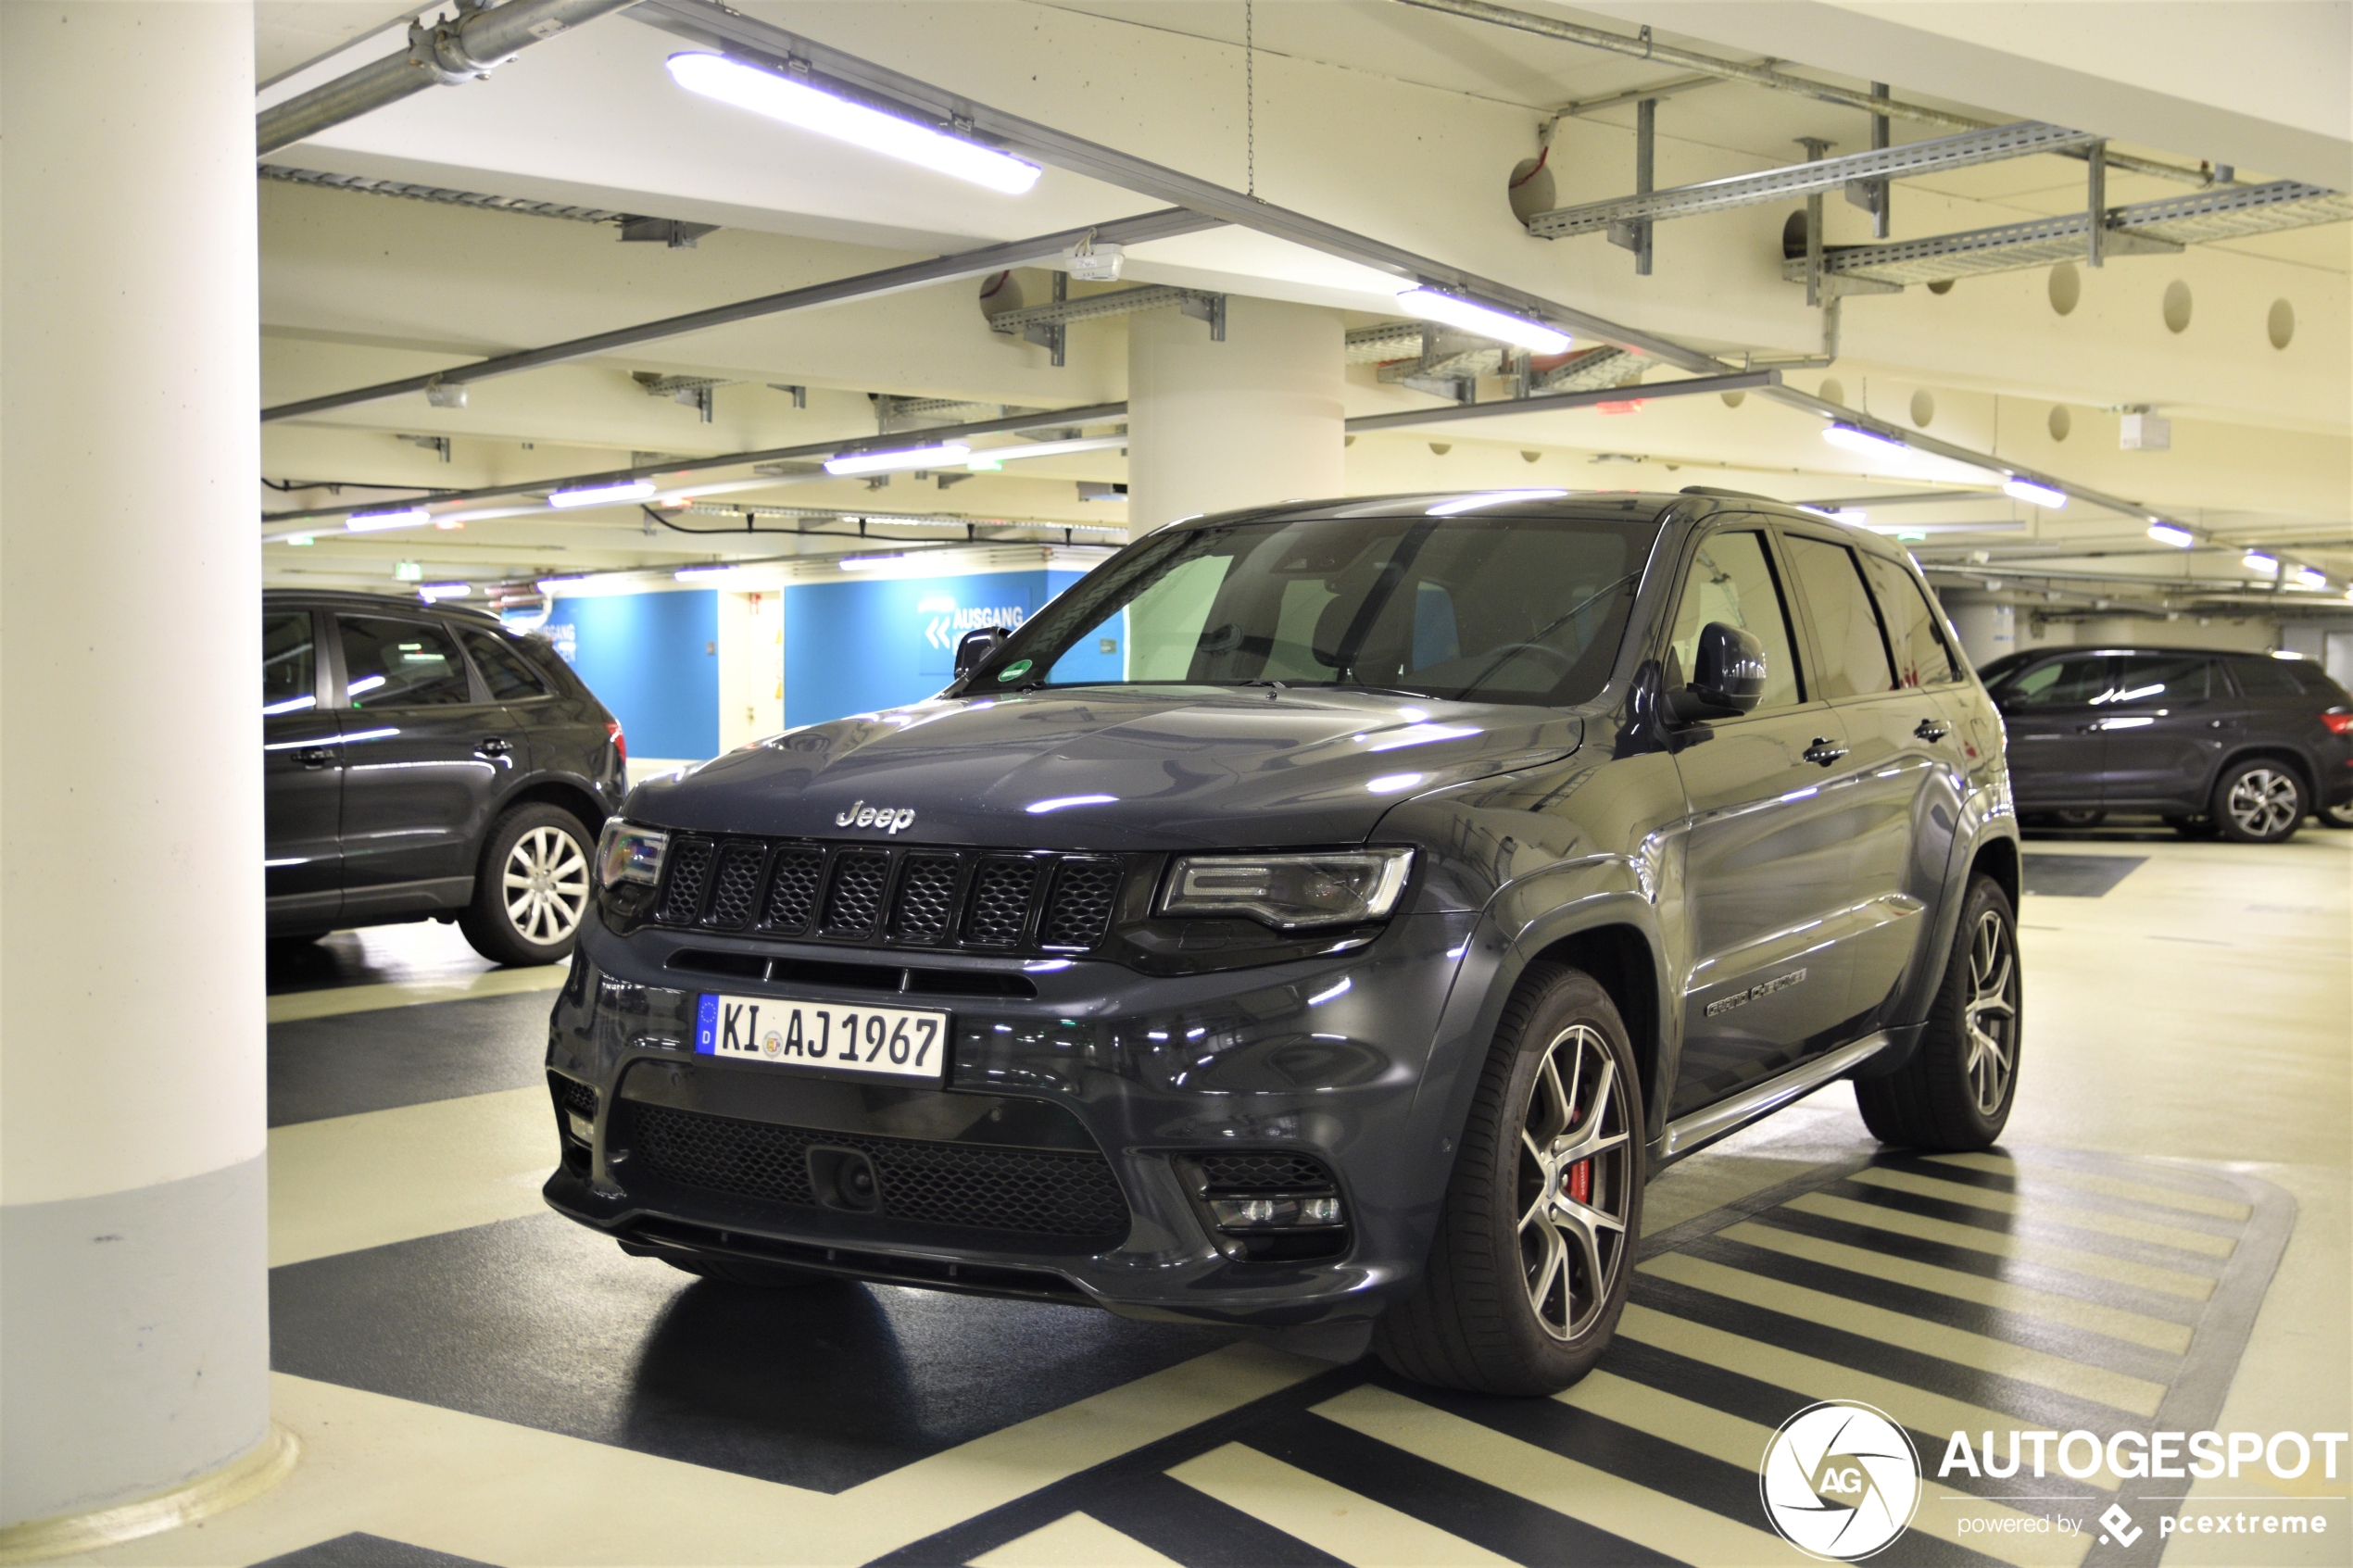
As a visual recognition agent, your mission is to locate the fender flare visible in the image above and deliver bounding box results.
[1856,787,2020,1078]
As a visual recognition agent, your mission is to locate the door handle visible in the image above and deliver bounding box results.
[1913,719,1951,743]
[297,746,336,769]
[480,736,513,757]
[1803,738,1848,767]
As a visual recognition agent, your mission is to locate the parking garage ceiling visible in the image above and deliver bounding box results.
[254,0,2352,624]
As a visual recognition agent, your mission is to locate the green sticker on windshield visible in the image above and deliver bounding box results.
[996,659,1034,683]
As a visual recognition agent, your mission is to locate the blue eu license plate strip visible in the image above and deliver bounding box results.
[693,992,950,1082]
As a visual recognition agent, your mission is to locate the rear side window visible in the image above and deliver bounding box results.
[1782,536,1895,697]
[2228,658,2303,698]
[2108,653,2212,704]
[262,611,316,715]
[461,628,552,701]
[1664,530,1804,709]
[337,616,473,708]
[1857,555,1959,688]
[2002,655,2112,707]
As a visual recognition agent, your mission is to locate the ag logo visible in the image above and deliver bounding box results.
[1759,1400,1921,1561]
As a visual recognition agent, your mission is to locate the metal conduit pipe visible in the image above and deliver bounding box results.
[258,0,638,157]
[1390,0,2223,189]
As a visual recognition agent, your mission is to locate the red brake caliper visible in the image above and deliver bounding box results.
[1567,1160,1592,1204]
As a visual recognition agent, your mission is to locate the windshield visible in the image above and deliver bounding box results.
[968,511,1656,707]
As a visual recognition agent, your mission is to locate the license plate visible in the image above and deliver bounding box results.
[694,993,950,1083]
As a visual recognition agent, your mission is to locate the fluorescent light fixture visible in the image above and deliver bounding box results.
[418,582,471,600]
[2293,566,2328,590]
[1798,505,1869,526]
[963,434,1127,469]
[673,565,740,583]
[536,575,588,591]
[548,479,656,508]
[1393,287,1570,354]
[837,554,904,571]
[346,508,430,533]
[1025,794,1117,814]
[1426,489,1568,516]
[2002,477,2069,508]
[2147,523,2195,548]
[823,443,970,477]
[2243,551,2279,574]
[666,53,1042,194]
[1821,423,1912,459]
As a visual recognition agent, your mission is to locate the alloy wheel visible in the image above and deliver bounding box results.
[1515,1024,1633,1342]
[1961,909,2018,1116]
[2224,768,2300,839]
[503,824,588,947]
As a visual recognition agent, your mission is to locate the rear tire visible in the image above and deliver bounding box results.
[2047,808,2106,830]
[1373,965,1643,1396]
[2211,760,2305,844]
[2315,801,2353,830]
[459,803,593,966]
[1856,876,2020,1151]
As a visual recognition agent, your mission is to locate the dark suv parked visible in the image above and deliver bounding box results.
[1981,646,2353,842]
[265,590,625,965]
[544,493,2021,1395]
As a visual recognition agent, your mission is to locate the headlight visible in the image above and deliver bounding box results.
[597,821,669,889]
[1158,849,1413,930]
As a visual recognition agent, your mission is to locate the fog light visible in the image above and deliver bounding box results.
[565,1110,594,1143]
[1208,1193,1345,1231]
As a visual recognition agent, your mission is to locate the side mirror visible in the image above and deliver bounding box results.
[1671,621,1767,720]
[953,624,1010,679]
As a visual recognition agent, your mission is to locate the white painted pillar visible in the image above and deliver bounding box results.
[1125,295,1346,530]
[1944,600,2016,670]
[2,2,271,1530]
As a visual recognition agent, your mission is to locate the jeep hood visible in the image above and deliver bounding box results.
[628,686,1581,850]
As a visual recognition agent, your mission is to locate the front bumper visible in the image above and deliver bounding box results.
[544,906,1478,1330]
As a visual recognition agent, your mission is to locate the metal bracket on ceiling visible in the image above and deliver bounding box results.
[1177,291,1227,341]
[1843,82,1892,239]
[1603,98,1657,275]
[2086,142,2108,268]
[768,383,808,408]
[619,216,719,248]
[398,433,453,462]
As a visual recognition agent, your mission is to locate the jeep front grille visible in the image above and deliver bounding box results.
[649,838,1126,956]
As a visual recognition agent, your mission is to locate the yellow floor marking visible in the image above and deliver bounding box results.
[268,1088,555,1267]
[1312,1383,1786,1564]
[1851,1167,2235,1258]
[1786,1191,2218,1301]
[267,962,566,1023]
[1559,1371,2090,1568]
[1642,1252,2168,1417]
[1617,1304,2132,1491]
[823,1345,1327,1560]
[969,1511,1184,1567]
[1927,1153,2253,1223]
[1722,1221,2194,1354]
[91,1348,1326,1566]
[1166,1440,1517,1567]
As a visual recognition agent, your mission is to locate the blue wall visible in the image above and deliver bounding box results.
[786,568,1103,726]
[542,590,719,759]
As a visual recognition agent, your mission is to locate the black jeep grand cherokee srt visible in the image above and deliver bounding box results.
[265,589,624,965]
[545,493,2021,1395]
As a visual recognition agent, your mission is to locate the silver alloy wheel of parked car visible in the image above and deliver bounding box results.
[1962,909,2019,1117]
[2223,766,2303,841]
[503,824,589,947]
[1516,1023,1632,1342]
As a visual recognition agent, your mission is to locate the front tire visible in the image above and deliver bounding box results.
[1856,876,2020,1150]
[459,803,593,966]
[2318,801,2353,830]
[1373,966,1643,1396]
[2212,760,2304,844]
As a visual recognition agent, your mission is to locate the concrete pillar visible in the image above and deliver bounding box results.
[1944,600,2016,670]
[1126,295,1346,530]
[2,1,271,1533]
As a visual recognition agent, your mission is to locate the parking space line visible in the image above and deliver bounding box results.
[966,1510,1185,1567]
[1615,1303,2134,1490]
[1558,1371,2091,1568]
[1720,1220,2196,1353]
[266,963,567,1023]
[1642,1252,2171,1417]
[1311,1384,1786,1565]
[1165,1441,1516,1567]
[1786,1191,2221,1298]
[1928,1153,2253,1222]
[1851,1167,2238,1257]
